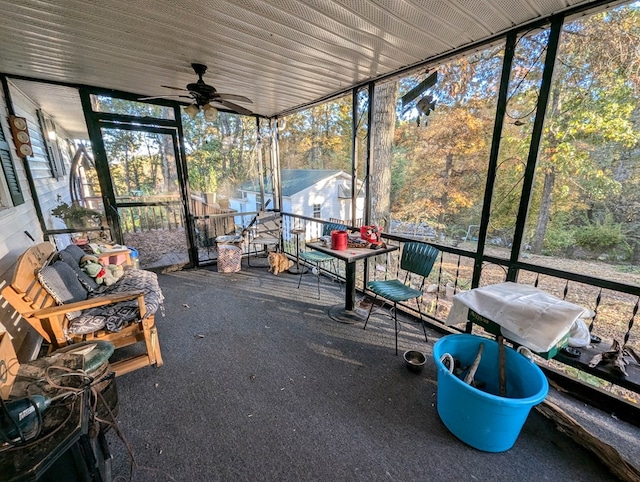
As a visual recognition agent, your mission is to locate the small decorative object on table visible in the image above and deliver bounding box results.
[347,237,369,249]
[360,225,383,245]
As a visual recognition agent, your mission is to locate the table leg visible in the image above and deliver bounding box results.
[328,260,364,324]
[344,261,356,311]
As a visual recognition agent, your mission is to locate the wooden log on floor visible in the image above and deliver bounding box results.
[536,400,640,482]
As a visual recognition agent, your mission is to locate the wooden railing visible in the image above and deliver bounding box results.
[118,202,183,233]
[330,217,363,227]
[115,194,237,237]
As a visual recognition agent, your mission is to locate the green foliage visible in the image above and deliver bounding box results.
[51,202,103,226]
[182,112,259,197]
[390,148,409,204]
[97,96,262,203]
[541,223,576,256]
[278,96,353,171]
[574,216,627,252]
[616,264,640,275]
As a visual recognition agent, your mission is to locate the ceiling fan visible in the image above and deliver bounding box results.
[140,63,254,118]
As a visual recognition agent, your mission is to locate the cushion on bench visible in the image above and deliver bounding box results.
[68,268,164,335]
[62,244,87,264]
[38,260,88,303]
[58,249,100,292]
[37,261,88,320]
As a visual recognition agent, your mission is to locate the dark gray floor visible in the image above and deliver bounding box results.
[107,262,622,482]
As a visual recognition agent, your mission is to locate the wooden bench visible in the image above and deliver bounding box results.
[2,242,163,376]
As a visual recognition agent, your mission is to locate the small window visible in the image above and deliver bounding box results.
[37,110,66,178]
[313,204,321,218]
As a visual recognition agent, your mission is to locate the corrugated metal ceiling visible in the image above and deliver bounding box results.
[0,0,624,138]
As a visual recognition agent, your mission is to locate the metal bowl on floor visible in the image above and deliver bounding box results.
[403,350,426,373]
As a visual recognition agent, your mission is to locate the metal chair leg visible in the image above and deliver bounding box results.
[331,260,343,291]
[297,259,321,300]
[315,262,321,299]
[297,262,305,289]
[416,297,428,343]
[363,295,378,330]
[394,301,399,356]
[247,243,258,267]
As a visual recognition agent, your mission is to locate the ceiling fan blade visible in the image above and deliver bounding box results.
[215,93,253,104]
[138,95,192,100]
[161,85,189,92]
[211,100,254,116]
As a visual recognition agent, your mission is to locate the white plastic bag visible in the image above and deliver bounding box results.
[446,282,593,353]
[567,318,591,347]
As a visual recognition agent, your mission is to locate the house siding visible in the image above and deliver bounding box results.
[293,173,355,221]
[10,84,71,233]
[0,83,70,352]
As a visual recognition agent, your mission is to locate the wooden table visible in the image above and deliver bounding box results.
[306,242,399,323]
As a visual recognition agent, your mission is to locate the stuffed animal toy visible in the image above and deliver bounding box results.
[80,255,124,286]
[81,257,107,285]
[105,263,125,283]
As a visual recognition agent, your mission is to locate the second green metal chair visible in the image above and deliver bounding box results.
[297,222,348,299]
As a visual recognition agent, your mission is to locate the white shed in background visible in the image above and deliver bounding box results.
[231,169,364,238]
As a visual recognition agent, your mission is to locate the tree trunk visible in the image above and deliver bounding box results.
[439,152,453,227]
[124,150,130,196]
[370,81,398,230]
[159,139,171,193]
[531,166,555,254]
[531,85,561,255]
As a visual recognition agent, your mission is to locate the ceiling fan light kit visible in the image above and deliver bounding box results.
[184,103,200,119]
[183,102,218,121]
[203,103,218,120]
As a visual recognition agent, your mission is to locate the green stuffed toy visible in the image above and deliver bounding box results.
[105,263,125,284]
[80,255,124,286]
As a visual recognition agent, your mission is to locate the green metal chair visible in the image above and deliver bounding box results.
[297,222,347,299]
[363,242,440,355]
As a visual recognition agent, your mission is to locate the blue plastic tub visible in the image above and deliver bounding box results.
[433,334,548,452]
